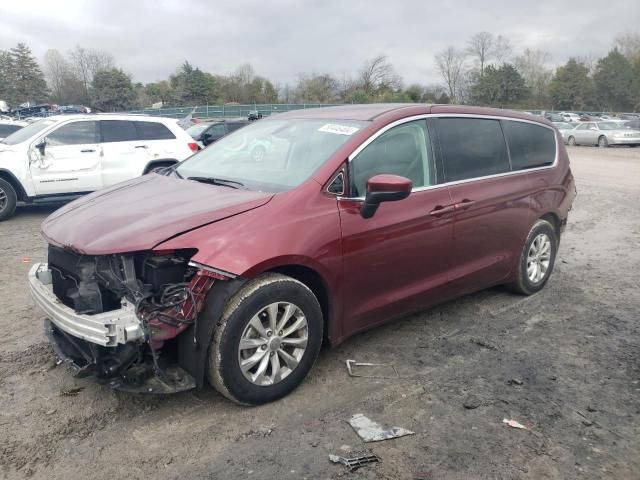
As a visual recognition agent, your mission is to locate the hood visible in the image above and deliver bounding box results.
[42,174,274,255]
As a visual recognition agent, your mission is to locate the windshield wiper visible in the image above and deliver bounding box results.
[187,176,244,189]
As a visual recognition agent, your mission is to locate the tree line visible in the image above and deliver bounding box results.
[1,32,639,113]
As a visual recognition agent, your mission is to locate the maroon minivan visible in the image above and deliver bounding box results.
[29,104,576,404]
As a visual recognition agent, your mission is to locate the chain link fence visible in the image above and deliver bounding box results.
[128,103,343,120]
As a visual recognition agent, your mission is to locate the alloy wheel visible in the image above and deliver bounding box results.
[238,302,308,386]
[0,187,6,212]
[526,233,552,283]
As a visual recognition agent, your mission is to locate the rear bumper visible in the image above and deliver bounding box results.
[28,263,143,347]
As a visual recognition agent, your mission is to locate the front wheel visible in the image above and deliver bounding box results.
[567,136,576,146]
[598,136,609,148]
[207,273,323,405]
[508,219,558,295]
[0,178,17,221]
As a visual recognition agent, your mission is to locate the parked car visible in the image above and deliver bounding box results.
[186,119,248,149]
[248,110,263,121]
[0,114,198,220]
[565,121,640,147]
[55,105,91,114]
[624,119,640,130]
[618,114,639,121]
[13,103,55,118]
[29,104,576,405]
[560,112,581,122]
[0,120,27,140]
[545,113,565,122]
[552,122,576,143]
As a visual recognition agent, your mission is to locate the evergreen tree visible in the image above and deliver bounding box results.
[548,59,594,110]
[91,68,135,111]
[9,43,48,104]
[471,64,529,107]
[593,49,634,111]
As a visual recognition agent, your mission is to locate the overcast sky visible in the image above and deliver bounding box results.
[1,0,638,87]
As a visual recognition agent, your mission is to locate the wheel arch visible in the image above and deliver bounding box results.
[0,169,28,201]
[539,212,561,240]
[142,158,178,174]
[267,264,333,345]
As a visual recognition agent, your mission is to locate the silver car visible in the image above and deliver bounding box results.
[552,122,576,144]
[566,121,640,147]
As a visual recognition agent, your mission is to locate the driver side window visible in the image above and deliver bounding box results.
[350,120,433,197]
[47,121,99,146]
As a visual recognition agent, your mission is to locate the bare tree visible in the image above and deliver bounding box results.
[294,73,339,103]
[493,35,513,64]
[43,49,69,103]
[467,32,494,77]
[69,46,114,101]
[614,32,640,62]
[359,55,400,96]
[515,48,553,106]
[435,46,467,103]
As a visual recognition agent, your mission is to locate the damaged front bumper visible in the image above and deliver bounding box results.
[29,262,197,393]
[29,263,143,346]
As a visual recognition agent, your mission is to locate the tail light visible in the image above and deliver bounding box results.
[188,142,198,153]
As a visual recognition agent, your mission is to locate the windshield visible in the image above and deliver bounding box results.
[186,123,211,138]
[2,119,56,145]
[177,118,368,192]
[597,122,622,130]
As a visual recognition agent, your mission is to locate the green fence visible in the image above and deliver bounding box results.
[128,103,343,120]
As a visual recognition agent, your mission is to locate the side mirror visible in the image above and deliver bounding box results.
[35,139,47,156]
[360,174,412,219]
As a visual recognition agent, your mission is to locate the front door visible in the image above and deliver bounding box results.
[338,119,454,337]
[30,120,102,195]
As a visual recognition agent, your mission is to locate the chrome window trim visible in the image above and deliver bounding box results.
[325,171,345,196]
[340,113,558,200]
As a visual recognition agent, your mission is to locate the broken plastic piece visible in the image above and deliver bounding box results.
[502,418,529,429]
[349,413,414,442]
[329,450,379,471]
[345,359,399,379]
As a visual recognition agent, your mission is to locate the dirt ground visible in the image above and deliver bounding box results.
[1,146,639,480]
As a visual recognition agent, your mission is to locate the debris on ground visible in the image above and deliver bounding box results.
[348,413,414,442]
[507,378,524,386]
[345,359,399,379]
[502,418,530,430]
[59,386,84,397]
[470,338,500,351]
[463,394,482,409]
[329,450,380,471]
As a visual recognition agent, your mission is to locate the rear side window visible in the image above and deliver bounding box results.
[436,118,510,182]
[503,121,556,170]
[0,124,22,137]
[47,121,99,146]
[135,121,175,140]
[101,120,137,142]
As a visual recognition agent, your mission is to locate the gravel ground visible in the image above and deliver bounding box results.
[0,146,639,480]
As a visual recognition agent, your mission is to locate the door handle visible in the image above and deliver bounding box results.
[455,199,476,210]
[80,149,95,153]
[135,145,148,149]
[429,204,456,217]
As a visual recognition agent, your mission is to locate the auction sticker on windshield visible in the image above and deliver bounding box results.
[318,124,360,135]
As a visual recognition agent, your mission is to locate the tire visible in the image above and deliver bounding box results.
[0,178,17,221]
[567,136,576,146]
[507,219,558,295]
[207,273,323,405]
[598,136,608,148]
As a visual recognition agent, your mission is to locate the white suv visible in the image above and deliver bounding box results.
[0,114,197,220]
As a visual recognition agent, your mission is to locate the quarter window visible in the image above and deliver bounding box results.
[503,121,556,170]
[47,121,99,146]
[101,120,138,142]
[350,120,433,197]
[436,118,510,182]
[135,121,175,140]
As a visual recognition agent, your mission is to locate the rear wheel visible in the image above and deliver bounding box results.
[567,136,576,146]
[207,273,323,405]
[598,136,608,148]
[0,178,17,221]
[508,219,558,295]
